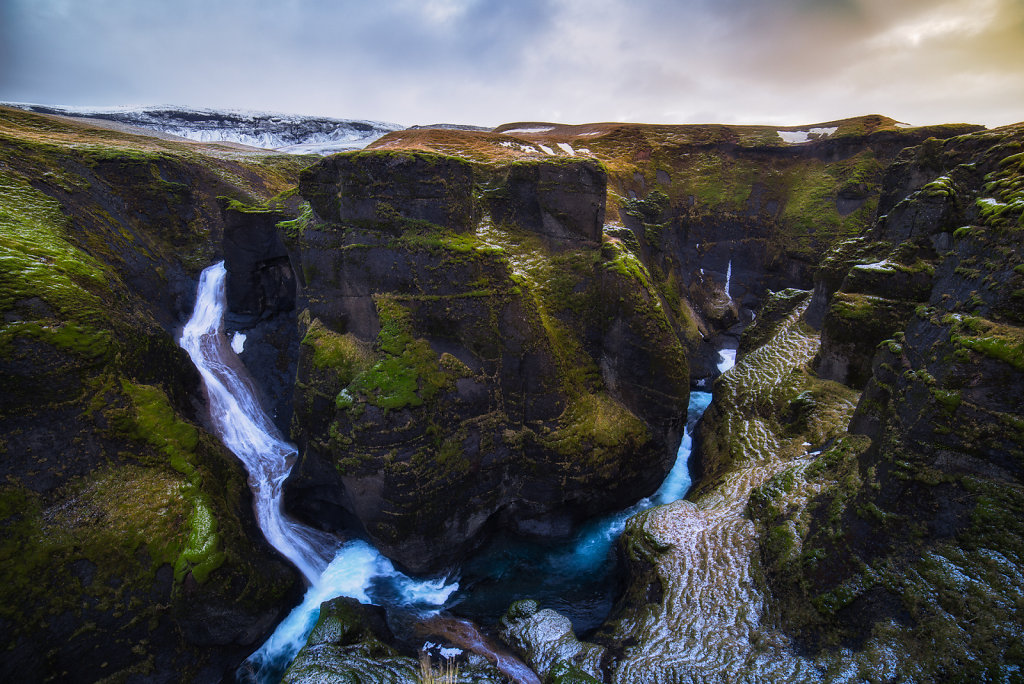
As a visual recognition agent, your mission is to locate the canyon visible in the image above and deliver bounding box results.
[0,104,1020,682]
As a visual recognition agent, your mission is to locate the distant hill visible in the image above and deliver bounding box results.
[0,102,404,155]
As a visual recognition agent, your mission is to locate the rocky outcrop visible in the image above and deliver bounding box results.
[0,107,305,683]
[221,199,295,321]
[573,118,980,379]
[300,150,477,232]
[280,599,418,684]
[280,598,508,683]
[220,198,300,431]
[281,151,690,573]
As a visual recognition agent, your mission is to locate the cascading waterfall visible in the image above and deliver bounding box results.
[179,262,334,583]
[179,262,458,682]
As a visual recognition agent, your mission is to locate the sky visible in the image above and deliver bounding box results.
[1,0,1022,128]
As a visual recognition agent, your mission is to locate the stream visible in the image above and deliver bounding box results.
[179,261,727,682]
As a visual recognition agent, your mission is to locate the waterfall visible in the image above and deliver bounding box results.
[725,258,733,300]
[179,262,334,583]
[179,262,458,682]
[455,389,716,630]
[179,261,726,682]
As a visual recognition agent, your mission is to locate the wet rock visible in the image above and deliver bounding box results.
[282,598,419,684]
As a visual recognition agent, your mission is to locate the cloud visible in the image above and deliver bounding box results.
[1,0,1021,127]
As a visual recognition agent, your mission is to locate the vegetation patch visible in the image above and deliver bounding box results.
[342,297,452,412]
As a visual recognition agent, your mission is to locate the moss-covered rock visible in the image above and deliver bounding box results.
[484,158,607,242]
[300,150,477,233]
[751,123,1024,680]
[0,106,306,682]
[498,600,605,681]
[282,152,690,574]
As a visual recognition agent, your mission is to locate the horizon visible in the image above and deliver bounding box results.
[2,100,995,132]
[2,0,1023,129]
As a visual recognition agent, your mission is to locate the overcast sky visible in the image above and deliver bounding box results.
[2,0,1022,128]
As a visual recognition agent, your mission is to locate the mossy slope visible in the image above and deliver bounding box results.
[0,106,309,682]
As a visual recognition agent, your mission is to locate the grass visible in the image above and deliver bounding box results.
[418,652,460,684]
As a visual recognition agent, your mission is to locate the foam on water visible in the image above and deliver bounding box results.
[455,389,715,630]
[717,348,737,373]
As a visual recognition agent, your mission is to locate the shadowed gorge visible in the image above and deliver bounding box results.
[2,104,1022,683]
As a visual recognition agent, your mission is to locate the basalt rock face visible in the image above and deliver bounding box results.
[485,159,606,242]
[300,150,477,232]
[367,118,981,381]
[221,199,300,431]
[281,151,690,574]
[751,124,1024,679]
[0,107,304,683]
[222,200,295,321]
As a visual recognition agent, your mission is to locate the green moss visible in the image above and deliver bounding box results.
[780,163,841,242]
[948,315,1024,372]
[0,172,111,333]
[544,393,649,472]
[117,381,224,583]
[622,188,669,222]
[344,297,451,412]
[221,195,283,215]
[931,388,962,414]
[302,319,375,381]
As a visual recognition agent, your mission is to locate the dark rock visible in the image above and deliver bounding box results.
[300,150,477,232]
[220,199,295,322]
[486,159,607,242]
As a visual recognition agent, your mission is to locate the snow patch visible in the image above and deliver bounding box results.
[577,148,591,154]
[538,144,555,155]
[499,140,539,153]
[777,126,838,144]
[230,332,246,354]
[504,126,554,134]
[440,647,462,659]
[556,142,575,156]
[979,197,1005,207]
[855,259,896,272]
[3,102,402,155]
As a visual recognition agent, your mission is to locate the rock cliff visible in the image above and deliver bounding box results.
[280,150,690,573]
[371,117,981,378]
[752,123,1024,679]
